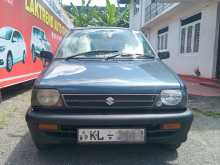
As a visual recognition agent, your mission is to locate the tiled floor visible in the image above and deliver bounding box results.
[181,76,220,96]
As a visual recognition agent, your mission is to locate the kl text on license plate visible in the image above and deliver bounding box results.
[78,128,145,143]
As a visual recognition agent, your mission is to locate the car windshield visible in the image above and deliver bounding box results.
[56,29,155,59]
[0,27,12,40]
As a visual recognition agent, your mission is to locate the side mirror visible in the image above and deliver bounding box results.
[158,51,170,60]
[40,51,54,64]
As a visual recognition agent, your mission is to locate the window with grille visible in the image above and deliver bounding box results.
[144,0,173,23]
[180,28,186,53]
[193,23,200,52]
[186,26,193,53]
[180,13,201,54]
[158,27,168,52]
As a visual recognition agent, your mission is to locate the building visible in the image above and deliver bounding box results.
[126,0,220,80]
[43,0,73,29]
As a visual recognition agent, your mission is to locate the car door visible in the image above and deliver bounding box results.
[35,28,44,53]
[17,32,24,61]
[32,28,38,50]
[35,28,41,52]
[39,30,45,51]
[42,31,49,51]
[11,31,20,63]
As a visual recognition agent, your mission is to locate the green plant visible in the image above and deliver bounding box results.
[70,0,97,27]
[192,107,220,118]
[93,0,129,27]
[69,0,130,27]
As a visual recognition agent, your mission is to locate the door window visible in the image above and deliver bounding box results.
[12,31,19,42]
[17,32,23,42]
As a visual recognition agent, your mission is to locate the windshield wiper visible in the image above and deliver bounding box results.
[65,50,119,60]
[106,53,155,60]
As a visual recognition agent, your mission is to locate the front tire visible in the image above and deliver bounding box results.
[6,52,13,72]
[32,46,37,63]
[22,51,26,64]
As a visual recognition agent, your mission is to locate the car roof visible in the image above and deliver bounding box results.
[0,26,18,32]
[71,27,135,32]
[32,26,45,32]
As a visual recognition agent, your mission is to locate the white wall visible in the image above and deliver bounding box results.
[145,2,219,78]
[129,0,140,30]
[129,0,147,30]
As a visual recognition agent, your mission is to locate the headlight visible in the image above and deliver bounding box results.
[156,89,184,107]
[32,89,63,107]
[0,46,5,52]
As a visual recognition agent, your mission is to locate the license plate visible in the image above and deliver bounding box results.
[77,128,146,144]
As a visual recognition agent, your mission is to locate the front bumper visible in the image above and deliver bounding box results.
[26,108,193,145]
[0,59,4,67]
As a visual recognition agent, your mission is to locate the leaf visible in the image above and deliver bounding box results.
[68,0,130,27]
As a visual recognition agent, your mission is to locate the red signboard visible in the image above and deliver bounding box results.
[0,0,69,88]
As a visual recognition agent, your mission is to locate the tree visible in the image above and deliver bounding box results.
[70,0,97,27]
[69,0,129,27]
[93,0,129,27]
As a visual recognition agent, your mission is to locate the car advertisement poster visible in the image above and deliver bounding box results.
[0,0,69,89]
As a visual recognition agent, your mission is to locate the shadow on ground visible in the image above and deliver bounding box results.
[6,133,178,165]
[1,81,34,102]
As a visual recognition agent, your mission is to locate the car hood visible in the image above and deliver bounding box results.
[37,59,182,93]
[0,38,10,47]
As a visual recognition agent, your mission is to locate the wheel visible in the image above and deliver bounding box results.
[6,52,13,72]
[162,143,182,150]
[22,51,26,64]
[40,49,46,67]
[41,58,46,68]
[32,46,37,63]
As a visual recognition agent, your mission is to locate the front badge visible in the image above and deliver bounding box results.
[105,97,115,106]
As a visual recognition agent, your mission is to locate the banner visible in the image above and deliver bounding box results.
[0,0,69,88]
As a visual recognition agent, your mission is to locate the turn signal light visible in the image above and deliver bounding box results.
[160,123,181,130]
[38,124,58,131]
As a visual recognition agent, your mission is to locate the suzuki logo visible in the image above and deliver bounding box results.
[105,97,115,106]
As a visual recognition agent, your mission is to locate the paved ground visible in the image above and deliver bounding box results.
[0,84,220,165]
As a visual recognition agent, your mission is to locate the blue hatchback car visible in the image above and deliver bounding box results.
[26,27,193,150]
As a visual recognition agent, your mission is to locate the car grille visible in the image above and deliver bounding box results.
[62,94,157,110]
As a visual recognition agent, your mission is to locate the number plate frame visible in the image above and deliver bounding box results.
[77,128,146,144]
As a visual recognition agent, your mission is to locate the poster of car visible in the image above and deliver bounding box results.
[0,27,26,72]
[0,0,69,89]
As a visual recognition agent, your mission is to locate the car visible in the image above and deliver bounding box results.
[26,27,193,151]
[0,26,26,72]
[31,26,51,63]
